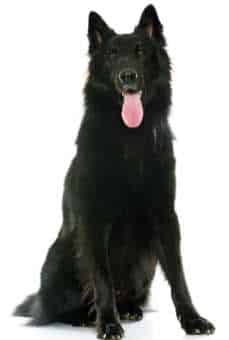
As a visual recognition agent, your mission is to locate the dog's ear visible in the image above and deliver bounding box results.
[135,5,165,45]
[88,11,115,54]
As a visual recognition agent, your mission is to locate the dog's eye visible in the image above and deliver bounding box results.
[136,44,144,56]
[108,47,118,57]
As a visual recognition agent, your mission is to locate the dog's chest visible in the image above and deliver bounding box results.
[122,136,148,188]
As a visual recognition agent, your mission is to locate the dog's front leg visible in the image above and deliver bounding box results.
[156,211,215,335]
[82,221,124,339]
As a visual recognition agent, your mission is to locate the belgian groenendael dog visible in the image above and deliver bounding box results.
[14,5,215,339]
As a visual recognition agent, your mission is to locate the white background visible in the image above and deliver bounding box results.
[0,1,228,339]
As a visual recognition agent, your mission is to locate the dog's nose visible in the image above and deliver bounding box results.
[118,69,138,85]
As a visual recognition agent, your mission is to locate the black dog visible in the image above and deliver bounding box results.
[14,5,215,339]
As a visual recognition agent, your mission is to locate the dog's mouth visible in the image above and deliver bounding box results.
[121,90,143,128]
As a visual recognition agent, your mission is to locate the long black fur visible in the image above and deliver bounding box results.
[14,5,215,339]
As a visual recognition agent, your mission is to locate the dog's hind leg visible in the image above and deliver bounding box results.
[14,231,87,325]
[118,284,152,322]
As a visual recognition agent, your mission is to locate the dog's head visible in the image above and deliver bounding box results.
[86,5,171,128]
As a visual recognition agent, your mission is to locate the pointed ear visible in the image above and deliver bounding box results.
[88,11,115,54]
[135,5,165,45]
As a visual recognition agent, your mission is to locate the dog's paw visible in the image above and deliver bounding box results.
[120,305,143,321]
[97,321,124,339]
[179,313,215,335]
[79,316,96,327]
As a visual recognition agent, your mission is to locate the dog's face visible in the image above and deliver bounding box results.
[87,5,171,128]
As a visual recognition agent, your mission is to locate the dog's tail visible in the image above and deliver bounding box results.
[13,293,58,325]
[13,294,37,318]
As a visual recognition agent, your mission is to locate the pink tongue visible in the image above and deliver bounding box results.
[121,92,144,128]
